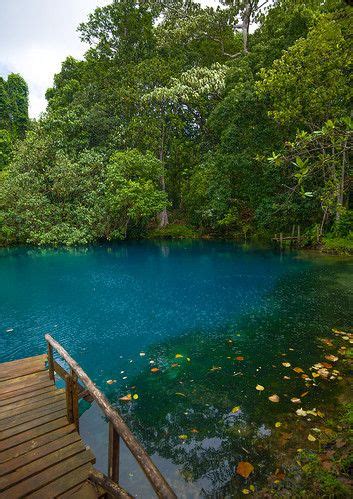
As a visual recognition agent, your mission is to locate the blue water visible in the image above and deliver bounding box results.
[0,241,352,497]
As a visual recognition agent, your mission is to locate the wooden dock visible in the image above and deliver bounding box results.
[0,354,99,498]
[0,337,176,499]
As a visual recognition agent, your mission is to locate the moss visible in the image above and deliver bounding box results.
[148,224,200,239]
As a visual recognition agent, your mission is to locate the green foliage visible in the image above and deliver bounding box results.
[105,150,168,239]
[0,0,351,248]
[0,74,29,170]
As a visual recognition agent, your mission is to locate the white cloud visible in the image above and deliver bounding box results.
[0,0,218,118]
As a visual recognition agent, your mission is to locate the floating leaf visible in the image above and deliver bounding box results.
[139,352,145,356]
[231,406,241,414]
[256,384,265,391]
[106,379,116,385]
[179,434,188,440]
[296,408,307,416]
[269,394,280,403]
[210,366,222,372]
[133,394,139,400]
[150,367,160,373]
[321,362,333,369]
[312,372,320,378]
[282,362,291,367]
[191,428,199,433]
[186,357,191,362]
[293,367,304,373]
[236,461,254,478]
[242,489,250,495]
[283,375,291,380]
[119,394,132,401]
[175,392,186,397]
[171,363,180,368]
[175,354,183,358]
[300,391,309,398]
[325,355,338,362]
[291,398,301,404]
[308,434,316,442]
[250,485,255,491]
[236,356,244,361]
[275,422,282,428]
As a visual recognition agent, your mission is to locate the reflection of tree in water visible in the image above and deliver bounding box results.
[112,259,353,496]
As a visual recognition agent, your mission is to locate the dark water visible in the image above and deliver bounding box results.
[0,241,352,497]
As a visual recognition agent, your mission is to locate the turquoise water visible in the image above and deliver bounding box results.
[0,241,352,497]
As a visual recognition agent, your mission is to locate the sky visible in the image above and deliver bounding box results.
[0,0,218,118]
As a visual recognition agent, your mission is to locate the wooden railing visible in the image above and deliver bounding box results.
[45,334,176,499]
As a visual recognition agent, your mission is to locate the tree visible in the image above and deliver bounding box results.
[257,7,352,129]
[105,149,168,237]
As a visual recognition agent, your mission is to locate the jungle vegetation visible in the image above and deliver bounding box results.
[0,0,352,250]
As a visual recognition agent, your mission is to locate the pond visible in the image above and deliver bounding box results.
[0,241,352,497]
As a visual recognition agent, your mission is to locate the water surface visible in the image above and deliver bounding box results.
[0,241,352,497]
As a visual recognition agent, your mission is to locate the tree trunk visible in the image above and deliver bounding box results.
[157,125,168,228]
[241,2,251,53]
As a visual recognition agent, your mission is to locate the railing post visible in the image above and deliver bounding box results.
[65,374,74,424]
[47,341,55,381]
[108,421,120,483]
[71,369,79,433]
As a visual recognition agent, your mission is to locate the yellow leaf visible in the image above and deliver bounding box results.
[133,394,139,400]
[119,394,132,401]
[175,392,186,397]
[325,355,338,362]
[249,485,255,491]
[308,434,316,442]
[175,354,183,358]
[291,398,301,404]
[150,367,160,373]
[282,362,291,367]
[293,367,304,373]
[268,394,280,403]
[236,461,254,478]
[179,434,188,440]
[275,422,282,428]
[256,384,265,391]
[242,489,250,495]
[186,357,191,362]
[231,406,241,413]
[312,372,320,378]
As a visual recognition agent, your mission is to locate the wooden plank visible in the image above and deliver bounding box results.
[0,417,69,453]
[0,423,75,463]
[28,463,93,499]
[0,355,47,372]
[0,450,95,497]
[0,441,90,491]
[0,408,67,441]
[0,359,46,378]
[0,389,65,417]
[0,432,81,477]
[0,385,55,407]
[0,371,49,392]
[0,378,53,401]
[0,359,47,382]
[0,399,66,431]
[59,479,100,498]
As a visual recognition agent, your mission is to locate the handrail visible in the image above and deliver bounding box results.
[45,334,176,499]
